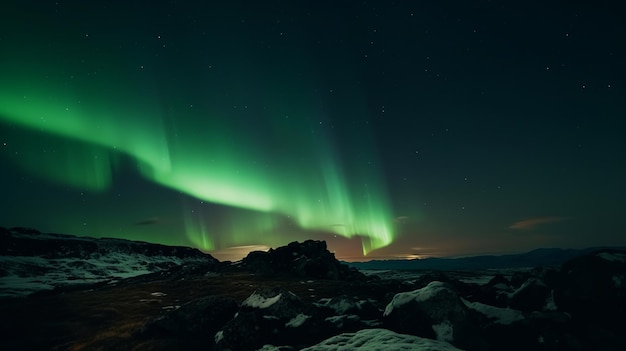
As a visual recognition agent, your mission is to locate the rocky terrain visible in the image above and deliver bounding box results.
[0,226,625,350]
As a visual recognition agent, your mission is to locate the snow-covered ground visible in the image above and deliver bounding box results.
[255,329,463,350]
[0,251,208,297]
[298,328,463,351]
[0,229,217,298]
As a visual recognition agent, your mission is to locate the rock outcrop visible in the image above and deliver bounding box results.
[241,240,365,281]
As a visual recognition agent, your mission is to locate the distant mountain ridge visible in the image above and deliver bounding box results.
[346,247,626,271]
[0,226,213,259]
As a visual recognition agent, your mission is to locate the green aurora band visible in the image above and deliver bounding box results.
[0,38,394,255]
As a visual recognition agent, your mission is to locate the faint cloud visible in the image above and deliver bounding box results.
[394,216,410,224]
[210,245,270,262]
[390,253,423,260]
[509,216,566,230]
[134,217,160,226]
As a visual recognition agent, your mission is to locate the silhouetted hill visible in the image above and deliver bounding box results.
[346,247,626,271]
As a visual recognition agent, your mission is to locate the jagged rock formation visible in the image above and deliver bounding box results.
[241,239,365,281]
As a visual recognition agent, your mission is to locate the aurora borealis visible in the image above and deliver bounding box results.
[1,1,625,260]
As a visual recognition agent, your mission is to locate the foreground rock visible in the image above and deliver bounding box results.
[553,250,626,349]
[459,249,626,350]
[382,281,478,348]
[215,288,324,350]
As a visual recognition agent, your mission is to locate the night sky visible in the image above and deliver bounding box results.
[1,1,624,261]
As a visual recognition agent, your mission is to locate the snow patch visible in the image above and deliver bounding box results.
[508,278,545,299]
[458,275,494,285]
[543,290,557,311]
[362,319,382,327]
[433,320,454,342]
[214,330,224,344]
[257,345,291,351]
[285,313,311,327]
[325,315,360,328]
[612,275,624,288]
[492,283,511,291]
[384,281,447,316]
[461,298,524,325]
[315,297,356,314]
[598,252,626,263]
[242,291,282,309]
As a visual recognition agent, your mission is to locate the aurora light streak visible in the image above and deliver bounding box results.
[0,38,394,255]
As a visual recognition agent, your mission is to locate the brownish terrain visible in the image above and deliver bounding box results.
[0,267,395,350]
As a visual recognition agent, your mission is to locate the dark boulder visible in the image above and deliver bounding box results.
[554,250,626,337]
[508,277,552,312]
[414,271,453,286]
[382,281,478,348]
[464,274,512,308]
[487,274,511,288]
[215,288,331,350]
[241,240,365,281]
[510,270,532,289]
[478,311,580,351]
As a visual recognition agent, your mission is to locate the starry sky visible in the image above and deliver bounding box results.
[1,1,625,261]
